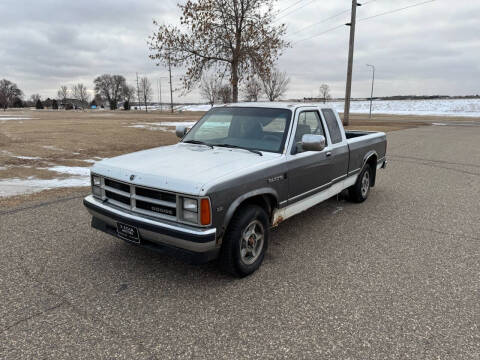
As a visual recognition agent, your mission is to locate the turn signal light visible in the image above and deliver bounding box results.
[200,198,211,225]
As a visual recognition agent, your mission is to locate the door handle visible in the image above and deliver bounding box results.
[326,151,332,157]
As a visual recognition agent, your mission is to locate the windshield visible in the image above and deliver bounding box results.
[182,107,292,153]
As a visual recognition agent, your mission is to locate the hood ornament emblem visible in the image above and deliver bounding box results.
[130,174,135,181]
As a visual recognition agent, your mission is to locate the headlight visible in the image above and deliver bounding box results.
[182,210,198,223]
[92,175,101,186]
[92,186,102,197]
[183,198,198,212]
[91,175,102,198]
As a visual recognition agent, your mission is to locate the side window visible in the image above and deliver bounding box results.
[322,109,343,144]
[293,111,325,154]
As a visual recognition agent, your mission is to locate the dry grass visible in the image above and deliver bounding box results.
[0,109,203,180]
[1,108,476,208]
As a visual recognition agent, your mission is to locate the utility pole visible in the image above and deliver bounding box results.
[343,1,361,126]
[168,57,174,113]
[367,64,375,119]
[159,79,163,112]
[136,72,140,110]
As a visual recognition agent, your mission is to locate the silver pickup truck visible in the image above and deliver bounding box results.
[84,103,387,276]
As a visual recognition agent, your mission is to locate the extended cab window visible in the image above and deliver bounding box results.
[322,109,343,144]
[293,111,325,154]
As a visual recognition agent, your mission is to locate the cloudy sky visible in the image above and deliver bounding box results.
[1,0,479,102]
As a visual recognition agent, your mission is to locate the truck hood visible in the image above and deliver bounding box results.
[91,143,281,195]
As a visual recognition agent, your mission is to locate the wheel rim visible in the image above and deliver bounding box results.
[239,220,264,265]
[361,170,370,198]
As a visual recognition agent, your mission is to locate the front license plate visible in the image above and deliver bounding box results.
[116,222,140,244]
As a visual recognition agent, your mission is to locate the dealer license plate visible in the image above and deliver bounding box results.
[116,222,140,244]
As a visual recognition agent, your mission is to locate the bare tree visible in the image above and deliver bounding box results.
[139,77,152,112]
[217,84,232,104]
[123,85,136,103]
[122,85,136,110]
[30,94,42,103]
[261,69,289,101]
[319,84,331,103]
[0,79,23,111]
[200,76,220,106]
[57,85,69,103]
[243,77,262,102]
[72,83,90,109]
[149,0,288,103]
[93,74,127,110]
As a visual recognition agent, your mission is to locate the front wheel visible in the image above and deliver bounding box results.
[349,165,372,203]
[219,205,269,277]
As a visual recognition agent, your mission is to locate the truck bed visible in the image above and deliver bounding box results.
[345,130,376,139]
[345,130,387,174]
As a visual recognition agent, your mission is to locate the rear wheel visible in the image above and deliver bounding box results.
[349,165,372,203]
[219,205,269,277]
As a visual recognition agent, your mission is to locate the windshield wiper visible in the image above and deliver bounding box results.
[214,144,263,156]
[183,140,213,149]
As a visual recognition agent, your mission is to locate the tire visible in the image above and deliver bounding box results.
[219,205,269,277]
[349,165,372,203]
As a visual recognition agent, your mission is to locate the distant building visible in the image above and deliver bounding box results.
[60,98,88,110]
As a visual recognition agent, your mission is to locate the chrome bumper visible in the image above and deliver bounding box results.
[83,195,218,257]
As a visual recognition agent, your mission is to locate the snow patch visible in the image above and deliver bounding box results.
[176,104,212,112]
[47,166,91,176]
[14,155,42,160]
[128,121,197,131]
[0,117,36,121]
[0,177,90,197]
[156,121,197,127]
[42,145,63,151]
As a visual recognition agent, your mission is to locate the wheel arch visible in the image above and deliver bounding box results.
[223,188,279,232]
[363,150,378,186]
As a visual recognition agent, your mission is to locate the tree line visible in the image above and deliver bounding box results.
[0,75,153,111]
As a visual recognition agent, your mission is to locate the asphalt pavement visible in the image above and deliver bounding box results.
[1,124,479,359]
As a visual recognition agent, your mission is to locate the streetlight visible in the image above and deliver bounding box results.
[366,64,375,119]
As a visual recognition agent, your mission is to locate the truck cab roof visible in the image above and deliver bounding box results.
[217,102,335,111]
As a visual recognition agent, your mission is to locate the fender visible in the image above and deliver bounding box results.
[362,150,378,186]
[223,187,279,231]
[362,150,378,167]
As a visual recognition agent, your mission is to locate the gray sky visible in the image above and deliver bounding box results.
[1,0,479,102]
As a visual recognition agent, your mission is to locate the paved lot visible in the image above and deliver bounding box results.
[1,124,479,359]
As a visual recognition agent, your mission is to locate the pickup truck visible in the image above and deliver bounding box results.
[84,103,387,277]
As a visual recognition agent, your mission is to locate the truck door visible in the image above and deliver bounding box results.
[286,110,334,203]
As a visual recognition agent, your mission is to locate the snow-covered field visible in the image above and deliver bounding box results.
[177,99,480,117]
[325,98,480,117]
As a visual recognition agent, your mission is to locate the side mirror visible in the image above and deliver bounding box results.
[301,134,326,152]
[176,125,187,138]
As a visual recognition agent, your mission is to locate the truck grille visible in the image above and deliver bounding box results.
[102,178,177,221]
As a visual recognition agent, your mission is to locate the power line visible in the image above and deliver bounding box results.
[274,0,317,22]
[358,0,436,22]
[276,0,307,16]
[292,24,345,44]
[292,0,437,44]
[289,9,350,36]
[288,0,386,37]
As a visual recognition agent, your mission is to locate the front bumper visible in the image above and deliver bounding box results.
[83,195,219,264]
